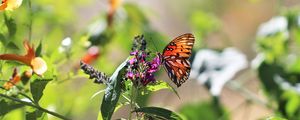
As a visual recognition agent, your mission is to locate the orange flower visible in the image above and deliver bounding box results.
[3,68,21,90]
[0,41,47,76]
[81,46,100,64]
[0,0,22,11]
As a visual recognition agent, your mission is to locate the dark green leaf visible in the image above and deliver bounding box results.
[6,42,19,50]
[36,41,43,57]
[0,99,24,116]
[26,110,48,120]
[30,77,52,104]
[134,107,183,120]
[257,62,283,98]
[100,58,128,120]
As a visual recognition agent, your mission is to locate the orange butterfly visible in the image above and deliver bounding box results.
[159,33,195,87]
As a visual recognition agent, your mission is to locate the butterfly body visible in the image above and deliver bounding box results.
[159,33,195,87]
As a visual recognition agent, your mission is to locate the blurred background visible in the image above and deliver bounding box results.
[1,0,300,120]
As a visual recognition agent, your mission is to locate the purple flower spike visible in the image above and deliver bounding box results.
[125,35,162,86]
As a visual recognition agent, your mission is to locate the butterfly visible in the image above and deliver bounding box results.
[159,33,195,87]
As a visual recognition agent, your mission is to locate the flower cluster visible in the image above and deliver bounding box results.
[125,35,161,87]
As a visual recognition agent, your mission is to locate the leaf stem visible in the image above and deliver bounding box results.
[129,84,140,119]
[129,85,134,119]
[0,94,71,120]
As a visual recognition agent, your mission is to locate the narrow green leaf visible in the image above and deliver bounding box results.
[266,116,287,120]
[100,58,128,120]
[26,110,48,120]
[36,41,43,57]
[134,107,183,120]
[30,77,52,103]
[97,112,103,120]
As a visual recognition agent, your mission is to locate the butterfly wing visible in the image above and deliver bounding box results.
[162,33,195,87]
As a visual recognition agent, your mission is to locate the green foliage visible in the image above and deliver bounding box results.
[255,9,300,120]
[134,107,183,120]
[0,99,24,116]
[26,110,48,120]
[100,58,128,120]
[30,76,52,104]
[4,13,17,38]
[179,101,229,120]
[2,0,300,119]
[266,116,287,120]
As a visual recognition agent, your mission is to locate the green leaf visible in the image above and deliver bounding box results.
[0,99,24,116]
[100,58,129,120]
[265,116,287,120]
[97,112,103,120]
[6,42,19,50]
[257,62,283,98]
[30,76,52,103]
[134,107,183,120]
[145,81,169,92]
[143,81,180,99]
[26,110,48,120]
[36,41,43,57]
[282,91,300,118]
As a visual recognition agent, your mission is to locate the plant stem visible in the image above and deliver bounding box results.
[129,85,134,119]
[0,94,71,120]
[27,0,33,41]
[122,94,140,108]
[129,85,139,119]
[226,81,274,110]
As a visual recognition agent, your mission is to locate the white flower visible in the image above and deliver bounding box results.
[59,37,72,52]
[190,48,248,96]
[61,37,72,47]
[257,16,288,38]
